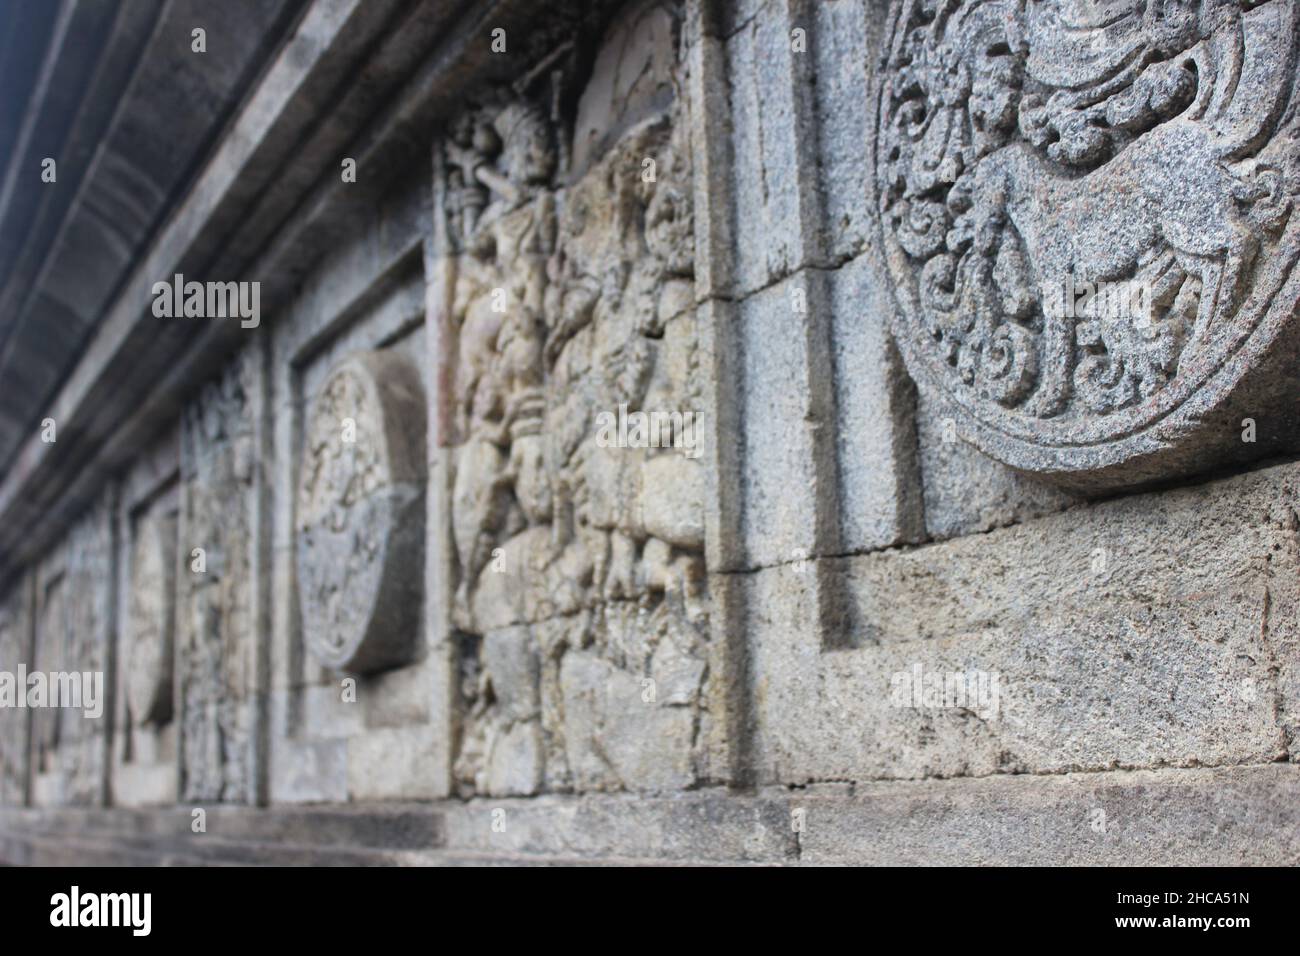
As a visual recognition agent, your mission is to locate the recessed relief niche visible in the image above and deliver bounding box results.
[127,509,176,729]
[295,351,427,674]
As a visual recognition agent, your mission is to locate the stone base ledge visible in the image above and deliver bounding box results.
[1,764,1296,865]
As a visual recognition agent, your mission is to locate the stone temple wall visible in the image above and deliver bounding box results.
[0,0,1299,864]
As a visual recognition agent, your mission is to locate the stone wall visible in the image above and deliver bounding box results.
[0,0,1297,864]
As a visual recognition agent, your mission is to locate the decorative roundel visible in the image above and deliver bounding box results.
[873,0,1300,487]
[296,351,426,673]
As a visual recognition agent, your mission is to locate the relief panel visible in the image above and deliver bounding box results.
[29,500,114,808]
[296,351,426,674]
[112,440,181,808]
[178,355,261,804]
[439,2,713,796]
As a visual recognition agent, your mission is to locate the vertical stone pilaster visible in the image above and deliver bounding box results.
[424,147,460,799]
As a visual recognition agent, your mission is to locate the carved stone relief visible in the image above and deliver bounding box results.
[179,357,256,803]
[0,585,30,805]
[31,577,66,783]
[441,6,710,796]
[30,502,112,806]
[874,0,1300,487]
[296,351,427,674]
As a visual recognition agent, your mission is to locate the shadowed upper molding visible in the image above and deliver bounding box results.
[0,0,310,485]
[0,0,626,590]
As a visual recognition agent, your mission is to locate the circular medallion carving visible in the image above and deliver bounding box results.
[296,351,427,673]
[873,0,1300,487]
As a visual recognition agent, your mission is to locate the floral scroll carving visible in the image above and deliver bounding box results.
[874,0,1300,486]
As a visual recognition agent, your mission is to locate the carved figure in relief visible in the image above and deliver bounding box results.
[180,361,253,802]
[447,98,558,627]
[442,11,711,794]
[29,507,111,803]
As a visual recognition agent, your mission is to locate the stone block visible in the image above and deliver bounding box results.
[560,651,697,793]
[797,766,1300,866]
[916,389,1082,541]
[750,462,1299,783]
[346,727,443,801]
[827,250,926,552]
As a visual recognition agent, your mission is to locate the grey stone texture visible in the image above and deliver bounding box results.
[874,0,1300,491]
[111,430,181,807]
[3,764,1296,865]
[748,460,1300,785]
[296,349,427,673]
[0,0,1298,864]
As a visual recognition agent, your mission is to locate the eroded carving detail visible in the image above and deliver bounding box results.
[442,13,710,797]
[875,0,1300,479]
[180,358,255,803]
[296,351,426,673]
[31,503,112,806]
[0,587,30,804]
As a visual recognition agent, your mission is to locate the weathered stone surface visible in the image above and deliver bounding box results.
[296,350,426,673]
[916,388,1080,540]
[6,764,1298,865]
[571,0,678,177]
[482,627,540,723]
[270,735,349,805]
[345,726,446,802]
[438,16,712,799]
[734,271,838,568]
[30,499,114,808]
[0,578,33,806]
[826,250,927,553]
[126,508,176,727]
[796,765,1300,866]
[112,463,181,809]
[3,0,1300,867]
[749,461,1299,784]
[808,0,877,264]
[720,0,824,297]
[178,355,261,804]
[560,650,696,792]
[264,204,447,805]
[873,0,1300,491]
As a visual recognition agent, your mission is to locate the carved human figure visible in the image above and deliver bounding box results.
[438,0,714,794]
[180,364,254,802]
[447,98,559,626]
